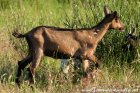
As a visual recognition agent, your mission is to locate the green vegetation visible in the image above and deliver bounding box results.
[0,0,140,93]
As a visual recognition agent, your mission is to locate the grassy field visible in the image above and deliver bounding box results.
[0,0,140,93]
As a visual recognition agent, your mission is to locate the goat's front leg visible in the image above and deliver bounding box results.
[16,54,33,86]
[82,59,90,77]
[87,54,100,69]
[81,55,99,79]
[81,50,99,76]
[29,48,43,84]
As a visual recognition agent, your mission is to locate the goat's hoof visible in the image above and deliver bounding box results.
[95,63,100,69]
[15,78,20,87]
[17,60,22,66]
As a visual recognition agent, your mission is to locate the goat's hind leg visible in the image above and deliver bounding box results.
[28,48,43,84]
[16,55,33,85]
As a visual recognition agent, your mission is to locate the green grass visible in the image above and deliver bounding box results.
[0,0,140,93]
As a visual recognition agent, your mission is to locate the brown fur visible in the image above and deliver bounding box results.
[13,6,124,85]
[122,28,139,52]
[122,28,140,63]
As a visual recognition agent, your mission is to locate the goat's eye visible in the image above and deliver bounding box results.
[115,16,120,22]
[115,18,119,22]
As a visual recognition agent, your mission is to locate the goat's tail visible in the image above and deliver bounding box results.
[12,32,26,38]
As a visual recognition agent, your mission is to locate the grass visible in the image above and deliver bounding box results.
[0,0,140,93]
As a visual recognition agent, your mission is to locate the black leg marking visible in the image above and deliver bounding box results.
[15,55,33,85]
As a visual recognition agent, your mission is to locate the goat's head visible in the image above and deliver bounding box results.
[121,28,140,63]
[104,6,125,31]
[125,28,137,41]
[122,28,140,52]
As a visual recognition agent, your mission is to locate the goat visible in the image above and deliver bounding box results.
[12,6,125,85]
[122,28,140,62]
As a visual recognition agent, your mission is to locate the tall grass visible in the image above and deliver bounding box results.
[0,0,140,93]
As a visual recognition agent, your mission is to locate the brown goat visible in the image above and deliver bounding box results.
[13,6,124,85]
[122,28,139,51]
[122,28,140,62]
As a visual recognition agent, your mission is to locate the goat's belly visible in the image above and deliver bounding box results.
[44,49,71,59]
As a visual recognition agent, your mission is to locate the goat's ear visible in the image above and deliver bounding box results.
[113,11,117,18]
[131,28,136,36]
[104,5,110,15]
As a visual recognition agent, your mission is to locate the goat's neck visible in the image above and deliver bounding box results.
[93,19,111,43]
